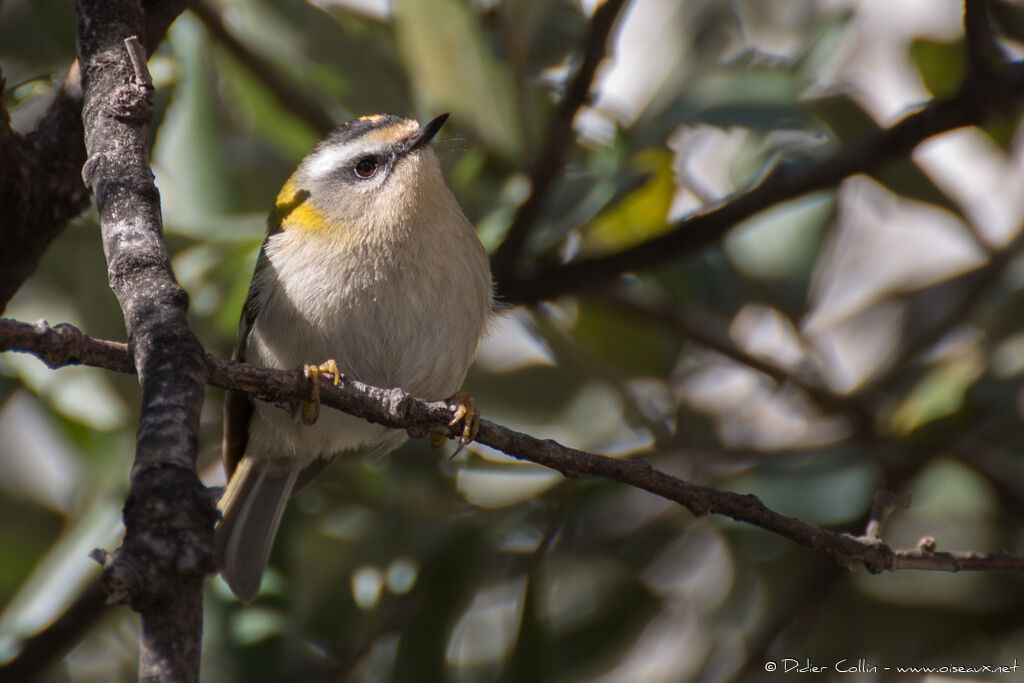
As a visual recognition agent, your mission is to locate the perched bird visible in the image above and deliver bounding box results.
[215,113,492,602]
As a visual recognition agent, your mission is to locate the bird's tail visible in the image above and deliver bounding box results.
[214,456,299,603]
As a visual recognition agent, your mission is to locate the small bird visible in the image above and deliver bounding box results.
[215,113,493,603]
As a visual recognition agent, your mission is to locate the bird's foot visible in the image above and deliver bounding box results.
[430,391,480,457]
[301,360,340,425]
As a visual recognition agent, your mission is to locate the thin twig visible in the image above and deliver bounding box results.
[329,596,424,682]
[597,287,864,421]
[3,317,1023,574]
[953,434,1024,513]
[964,0,1007,77]
[533,307,676,445]
[492,0,629,281]
[857,491,913,543]
[123,36,153,90]
[497,59,1024,304]
[0,580,109,683]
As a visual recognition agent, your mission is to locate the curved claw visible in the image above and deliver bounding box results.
[430,391,479,457]
[301,360,340,425]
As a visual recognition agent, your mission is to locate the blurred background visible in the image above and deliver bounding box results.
[3,0,1024,680]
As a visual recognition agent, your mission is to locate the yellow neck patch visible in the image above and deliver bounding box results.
[274,177,331,233]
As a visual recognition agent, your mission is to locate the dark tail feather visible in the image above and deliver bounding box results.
[214,457,298,603]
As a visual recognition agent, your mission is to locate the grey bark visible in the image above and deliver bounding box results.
[76,1,214,681]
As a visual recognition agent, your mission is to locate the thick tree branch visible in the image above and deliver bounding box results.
[0,0,193,312]
[76,1,212,680]
[3,317,1023,574]
[0,66,89,311]
[491,0,628,282]
[497,55,1024,304]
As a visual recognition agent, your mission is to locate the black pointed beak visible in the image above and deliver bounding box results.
[408,113,449,151]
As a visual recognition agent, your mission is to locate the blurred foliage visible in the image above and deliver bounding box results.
[3,0,1024,681]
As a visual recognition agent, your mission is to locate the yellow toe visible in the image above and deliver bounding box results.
[301,361,341,425]
[431,391,479,457]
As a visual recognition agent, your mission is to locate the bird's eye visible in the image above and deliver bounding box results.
[354,157,379,178]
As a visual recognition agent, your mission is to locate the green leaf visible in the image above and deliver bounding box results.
[911,457,997,516]
[546,573,660,681]
[456,452,562,508]
[217,50,320,161]
[157,15,236,224]
[573,299,677,377]
[911,39,966,99]
[889,355,983,437]
[874,155,960,213]
[726,454,878,526]
[393,0,523,161]
[508,0,586,78]
[726,191,835,283]
[811,93,880,142]
[690,70,808,132]
[581,149,675,256]
[393,528,488,682]
[981,117,1018,151]
[812,94,959,212]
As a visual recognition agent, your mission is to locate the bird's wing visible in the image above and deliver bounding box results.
[222,242,273,480]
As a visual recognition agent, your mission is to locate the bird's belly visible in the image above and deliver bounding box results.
[243,242,481,461]
[252,280,469,395]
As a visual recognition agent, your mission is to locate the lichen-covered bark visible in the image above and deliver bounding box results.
[75,1,213,681]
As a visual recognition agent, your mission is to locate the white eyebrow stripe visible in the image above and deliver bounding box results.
[304,139,388,179]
